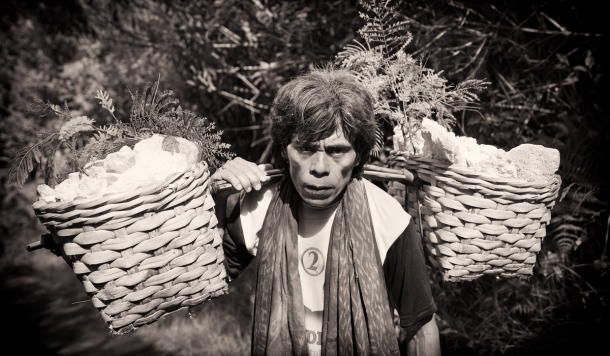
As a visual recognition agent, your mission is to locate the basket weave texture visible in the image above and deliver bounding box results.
[388,152,561,281]
[32,162,228,334]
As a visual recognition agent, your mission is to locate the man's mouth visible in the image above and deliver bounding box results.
[303,184,334,195]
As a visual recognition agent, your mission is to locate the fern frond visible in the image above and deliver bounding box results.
[95,90,114,113]
[154,90,178,110]
[95,89,119,122]
[370,126,385,157]
[128,80,181,135]
[8,132,59,188]
[59,116,96,141]
[29,99,72,121]
[30,100,57,118]
[336,41,370,67]
[358,1,411,58]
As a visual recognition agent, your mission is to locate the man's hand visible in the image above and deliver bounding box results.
[211,157,271,193]
[407,315,441,356]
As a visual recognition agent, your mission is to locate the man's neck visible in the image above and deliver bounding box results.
[297,199,340,221]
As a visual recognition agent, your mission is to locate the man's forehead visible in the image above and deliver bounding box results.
[292,129,353,147]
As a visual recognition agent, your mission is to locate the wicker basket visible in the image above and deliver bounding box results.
[388,152,561,282]
[30,162,228,334]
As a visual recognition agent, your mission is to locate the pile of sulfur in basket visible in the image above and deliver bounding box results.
[36,135,200,203]
[394,118,560,182]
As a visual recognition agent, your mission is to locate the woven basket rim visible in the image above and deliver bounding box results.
[392,151,560,190]
[33,161,209,214]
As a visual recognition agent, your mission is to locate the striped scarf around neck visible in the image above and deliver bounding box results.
[251,178,400,356]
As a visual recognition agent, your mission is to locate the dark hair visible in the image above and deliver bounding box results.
[269,66,377,178]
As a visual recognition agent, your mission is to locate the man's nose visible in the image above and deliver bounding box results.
[311,151,330,176]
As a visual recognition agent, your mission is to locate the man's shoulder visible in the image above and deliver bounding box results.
[239,182,278,255]
[362,179,404,210]
[362,179,411,263]
[241,181,277,215]
[362,178,410,224]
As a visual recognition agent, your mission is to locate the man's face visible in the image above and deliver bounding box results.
[285,128,359,207]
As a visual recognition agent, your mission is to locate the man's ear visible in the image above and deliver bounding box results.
[281,147,287,159]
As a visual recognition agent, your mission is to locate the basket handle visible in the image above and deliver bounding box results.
[26,234,61,255]
[212,165,415,194]
[26,240,44,252]
[362,164,415,182]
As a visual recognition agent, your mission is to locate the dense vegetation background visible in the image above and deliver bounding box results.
[0,0,607,354]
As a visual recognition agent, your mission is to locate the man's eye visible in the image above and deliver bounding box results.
[296,146,315,154]
[328,148,349,157]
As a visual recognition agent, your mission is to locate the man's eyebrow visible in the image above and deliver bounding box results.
[325,143,353,149]
[292,140,318,147]
[292,140,353,149]
[325,142,352,147]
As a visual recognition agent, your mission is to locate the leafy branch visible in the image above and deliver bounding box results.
[8,81,233,188]
[337,0,489,154]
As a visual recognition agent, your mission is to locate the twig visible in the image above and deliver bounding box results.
[450,37,487,75]
[222,125,265,131]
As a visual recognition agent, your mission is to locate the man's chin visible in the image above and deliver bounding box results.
[297,184,347,207]
[302,199,331,208]
[300,192,339,208]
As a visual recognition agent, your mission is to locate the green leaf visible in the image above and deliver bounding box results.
[162,136,181,154]
[7,132,59,188]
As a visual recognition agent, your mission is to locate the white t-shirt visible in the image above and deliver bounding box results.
[239,179,410,355]
[297,200,337,355]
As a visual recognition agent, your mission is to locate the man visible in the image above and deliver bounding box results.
[212,68,440,356]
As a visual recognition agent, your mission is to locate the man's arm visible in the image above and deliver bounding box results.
[407,315,441,356]
[382,219,440,354]
[211,158,270,279]
[211,157,270,193]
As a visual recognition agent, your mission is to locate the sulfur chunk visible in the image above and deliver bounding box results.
[54,176,79,202]
[509,144,560,182]
[464,151,489,167]
[479,144,499,157]
[37,184,56,203]
[178,139,200,166]
[99,172,120,185]
[458,136,480,152]
[420,118,458,162]
[76,175,108,200]
[107,150,188,194]
[134,134,200,165]
[84,164,106,178]
[105,146,136,173]
[134,134,164,153]
[106,134,195,195]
